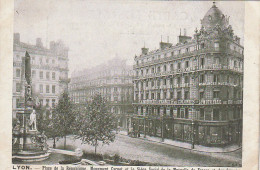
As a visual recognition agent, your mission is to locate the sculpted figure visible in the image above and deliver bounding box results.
[29,109,37,130]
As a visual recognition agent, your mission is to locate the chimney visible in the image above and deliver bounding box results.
[36,38,43,48]
[160,42,172,50]
[178,28,192,44]
[141,47,149,55]
[14,33,20,44]
[178,36,192,44]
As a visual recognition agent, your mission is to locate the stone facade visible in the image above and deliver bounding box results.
[13,33,69,118]
[69,57,134,129]
[132,3,243,147]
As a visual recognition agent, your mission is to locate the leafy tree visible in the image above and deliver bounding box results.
[75,93,117,154]
[52,91,75,149]
[36,105,61,148]
[36,105,50,132]
[47,111,62,148]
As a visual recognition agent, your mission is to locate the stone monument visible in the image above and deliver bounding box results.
[12,51,50,162]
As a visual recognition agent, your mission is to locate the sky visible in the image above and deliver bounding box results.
[14,0,245,77]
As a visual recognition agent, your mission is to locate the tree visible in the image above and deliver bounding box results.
[47,111,62,148]
[36,105,50,132]
[75,93,117,154]
[36,105,61,148]
[52,91,75,149]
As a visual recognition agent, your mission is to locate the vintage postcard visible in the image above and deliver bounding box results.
[0,0,259,169]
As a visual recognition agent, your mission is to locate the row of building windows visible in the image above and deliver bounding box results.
[40,98,56,107]
[15,54,57,65]
[137,59,201,75]
[137,44,212,64]
[39,84,56,94]
[71,90,132,99]
[70,78,132,90]
[15,98,56,108]
[136,58,242,76]
[135,74,241,88]
[135,89,241,100]
[72,94,132,103]
[75,70,133,81]
[70,86,133,95]
[15,83,56,94]
[15,69,56,80]
[136,42,243,65]
[137,107,241,121]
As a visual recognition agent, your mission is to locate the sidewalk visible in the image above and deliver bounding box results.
[117,130,241,153]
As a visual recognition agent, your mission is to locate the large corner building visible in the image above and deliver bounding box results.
[132,3,243,146]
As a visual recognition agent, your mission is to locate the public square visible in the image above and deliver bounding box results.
[12,1,245,167]
[49,133,242,167]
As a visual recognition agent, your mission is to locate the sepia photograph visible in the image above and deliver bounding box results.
[11,0,245,168]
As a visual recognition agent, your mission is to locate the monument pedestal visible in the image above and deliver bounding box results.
[12,108,50,162]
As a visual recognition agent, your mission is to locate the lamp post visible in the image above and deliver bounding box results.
[144,116,146,138]
[238,118,242,147]
[191,120,195,149]
[161,112,164,142]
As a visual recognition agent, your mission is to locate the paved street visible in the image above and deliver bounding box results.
[51,133,242,167]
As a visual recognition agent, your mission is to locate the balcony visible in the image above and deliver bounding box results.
[181,83,190,88]
[137,99,195,105]
[134,99,242,105]
[199,100,222,105]
[134,64,243,81]
[152,86,159,90]
[160,85,167,89]
[199,82,240,87]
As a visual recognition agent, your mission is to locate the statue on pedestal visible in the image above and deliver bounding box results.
[12,51,50,162]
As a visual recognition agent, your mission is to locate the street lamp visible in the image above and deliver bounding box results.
[191,120,195,149]
[161,112,164,142]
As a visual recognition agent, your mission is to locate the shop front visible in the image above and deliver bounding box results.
[130,115,242,147]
